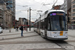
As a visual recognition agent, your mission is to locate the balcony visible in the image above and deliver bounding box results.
[6,1,13,4]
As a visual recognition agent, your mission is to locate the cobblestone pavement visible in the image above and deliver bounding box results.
[0,29,75,50]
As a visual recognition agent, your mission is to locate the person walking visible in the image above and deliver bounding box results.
[16,26,18,31]
[20,26,23,37]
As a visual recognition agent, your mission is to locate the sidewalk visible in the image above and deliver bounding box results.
[68,29,75,36]
[0,28,35,42]
[0,28,61,50]
[2,28,33,34]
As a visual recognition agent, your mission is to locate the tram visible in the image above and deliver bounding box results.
[34,10,68,40]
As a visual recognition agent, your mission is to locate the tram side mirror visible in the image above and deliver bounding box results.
[65,14,70,23]
[68,17,70,23]
[66,14,67,16]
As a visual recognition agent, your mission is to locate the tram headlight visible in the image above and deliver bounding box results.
[65,32,68,33]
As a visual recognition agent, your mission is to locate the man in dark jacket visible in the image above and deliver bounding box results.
[20,26,23,37]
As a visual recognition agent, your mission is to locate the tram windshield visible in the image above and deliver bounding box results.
[50,12,67,31]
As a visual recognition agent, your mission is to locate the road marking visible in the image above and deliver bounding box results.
[0,41,51,45]
[51,41,75,50]
[0,35,39,41]
[27,48,65,50]
[0,31,34,36]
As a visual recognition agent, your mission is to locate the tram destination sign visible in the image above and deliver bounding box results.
[50,13,64,16]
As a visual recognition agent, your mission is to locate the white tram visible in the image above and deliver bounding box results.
[34,10,68,40]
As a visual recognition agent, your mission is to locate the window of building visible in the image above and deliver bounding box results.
[73,5,75,8]
[72,0,75,4]
[73,9,75,12]
[73,13,75,16]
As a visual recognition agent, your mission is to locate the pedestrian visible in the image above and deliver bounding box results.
[16,26,18,31]
[20,26,24,37]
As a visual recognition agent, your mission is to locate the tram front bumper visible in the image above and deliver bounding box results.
[47,37,68,40]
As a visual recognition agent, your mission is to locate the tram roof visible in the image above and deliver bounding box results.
[34,10,65,24]
[40,10,65,20]
[34,18,40,24]
[48,10,65,12]
[44,10,65,15]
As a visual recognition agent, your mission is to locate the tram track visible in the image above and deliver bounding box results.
[50,40,75,50]
[35,32,75,50]
[27,48,65,50]
[0,40,66,50]
[0,39,67,50]
[0,34,39,41]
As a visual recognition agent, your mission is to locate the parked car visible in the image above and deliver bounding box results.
[0,27,3,33]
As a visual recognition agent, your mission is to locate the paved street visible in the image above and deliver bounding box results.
[0,28,75,50]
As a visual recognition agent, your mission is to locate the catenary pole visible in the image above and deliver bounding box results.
[29,7,31,31]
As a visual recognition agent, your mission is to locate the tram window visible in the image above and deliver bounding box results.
[40,20,42,29]
[44,18,47,29]
[38,22,39,28]
[36,22,38,28]
[37,22,39,28]
[47,18,51,30]
[40,20,43,29]
[48,23,50,30]
[44,17,49,30]
[41,19,45,30]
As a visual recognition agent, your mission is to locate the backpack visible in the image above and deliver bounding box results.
[20,27,21,30]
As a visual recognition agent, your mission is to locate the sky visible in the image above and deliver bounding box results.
[16,0,64,21]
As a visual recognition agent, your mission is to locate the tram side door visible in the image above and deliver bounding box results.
[44,18,48,37]
[46,17,51,37]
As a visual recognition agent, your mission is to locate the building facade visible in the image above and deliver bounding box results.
[60,0,67,14]
[64,0,67,14]
[15,20,19,27]
[71,0,75,29]
[4,10,12,28]
[4,0,15,27]
[60,4,65,10]
[71,0,75,23]
[19,18,28,27]
[0,0,13,28]
[0,0,6,28]
[67,0,71,23]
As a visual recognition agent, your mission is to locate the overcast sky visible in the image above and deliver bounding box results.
[16,0,64,21]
